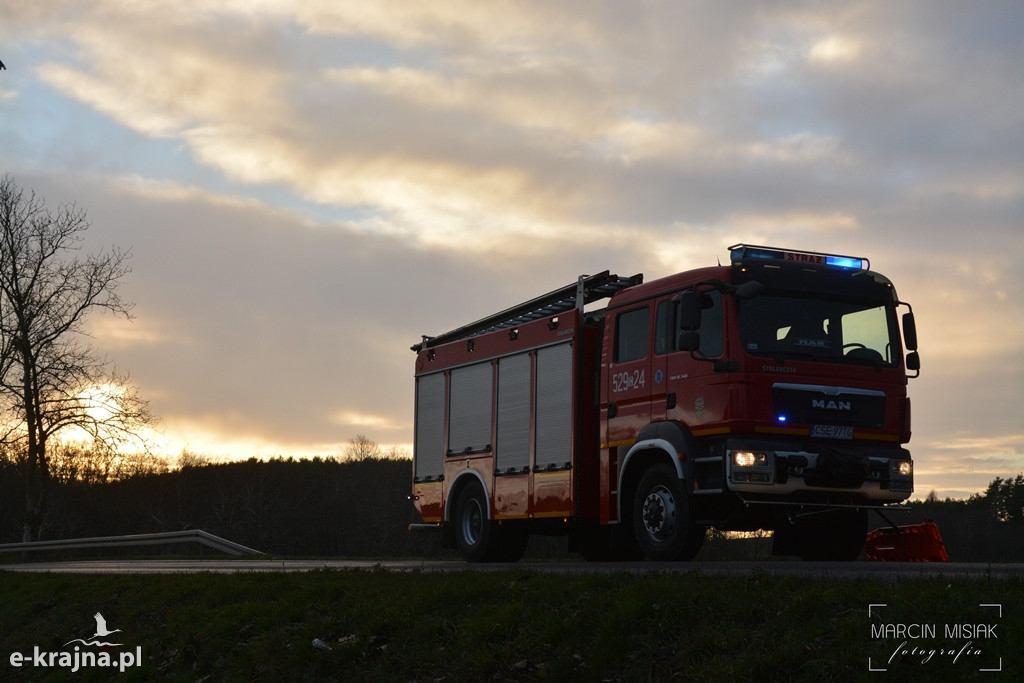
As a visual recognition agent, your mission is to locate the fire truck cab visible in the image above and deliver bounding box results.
[410,244,919,562]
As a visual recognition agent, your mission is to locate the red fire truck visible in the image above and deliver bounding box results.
[410,244,920,562]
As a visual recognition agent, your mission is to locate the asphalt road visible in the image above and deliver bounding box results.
[3,559,1023,579]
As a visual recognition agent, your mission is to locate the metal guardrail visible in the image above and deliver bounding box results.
[0,530,264,556]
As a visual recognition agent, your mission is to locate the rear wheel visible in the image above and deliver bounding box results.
[454,481,493,562]
[454,481,527,562]
[632,464,705,561]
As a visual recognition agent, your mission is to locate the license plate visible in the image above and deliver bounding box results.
[811,424,854,439]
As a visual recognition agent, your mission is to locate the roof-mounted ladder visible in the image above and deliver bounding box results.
[412,270,642,351]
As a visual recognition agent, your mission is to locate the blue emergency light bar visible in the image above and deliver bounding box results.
[728,243,869,270]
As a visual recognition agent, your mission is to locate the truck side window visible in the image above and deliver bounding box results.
[655,291,723,357]
[699,290,723,357]
[615,307,649,362]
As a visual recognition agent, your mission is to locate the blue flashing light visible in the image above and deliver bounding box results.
[729,244,869,270]
[730,245,782,261]
[777,415,788,423]
[825,255,866,269]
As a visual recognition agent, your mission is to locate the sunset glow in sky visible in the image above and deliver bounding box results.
[1,1,1021,499]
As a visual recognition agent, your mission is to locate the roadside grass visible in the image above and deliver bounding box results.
[1,568,1019,681]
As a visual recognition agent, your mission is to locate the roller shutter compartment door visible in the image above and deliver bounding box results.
[535,343,573,470]
[414,372,445,480]
[448,362,494,455]
[496,353,531,474]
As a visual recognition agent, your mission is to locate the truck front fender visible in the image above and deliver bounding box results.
[621,438,686,483]
[617,421,699,522]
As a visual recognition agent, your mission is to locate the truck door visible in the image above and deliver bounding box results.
[658,290,727,428]
[606,305,655,446]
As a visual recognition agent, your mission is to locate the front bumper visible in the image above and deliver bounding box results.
[724,439,913,504]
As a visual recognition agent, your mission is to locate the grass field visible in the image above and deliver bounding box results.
[1,567,1019,681]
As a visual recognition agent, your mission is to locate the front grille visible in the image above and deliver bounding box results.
[772,383,886,429]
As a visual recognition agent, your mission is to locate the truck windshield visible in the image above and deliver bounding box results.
[737,294,898,367]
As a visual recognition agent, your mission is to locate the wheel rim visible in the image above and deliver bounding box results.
[641,485,677,541]
[460,498,484,546]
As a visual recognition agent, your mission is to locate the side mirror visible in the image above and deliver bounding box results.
[906,350,920,378]
[902,311,918,351]
[678,291,703,331]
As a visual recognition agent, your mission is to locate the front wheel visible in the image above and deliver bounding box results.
[632,464,706,561]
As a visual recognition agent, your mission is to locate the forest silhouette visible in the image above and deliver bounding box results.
[2,441,1022,561]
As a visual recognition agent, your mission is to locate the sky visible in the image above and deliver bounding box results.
[0,0,1021,499]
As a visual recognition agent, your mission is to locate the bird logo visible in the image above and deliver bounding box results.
[64,613,124,647]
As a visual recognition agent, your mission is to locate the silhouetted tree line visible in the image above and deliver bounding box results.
[2,440,1022,560]
[0,441,441,557]
[889,478,1024,562]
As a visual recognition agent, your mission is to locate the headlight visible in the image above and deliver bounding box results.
[729,450,774,484]
[888,459,913,492]
[733,451,764,467]
[891,460,913,477]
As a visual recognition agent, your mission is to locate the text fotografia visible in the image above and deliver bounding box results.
[868,603,1003,672]
[9,646,143,673]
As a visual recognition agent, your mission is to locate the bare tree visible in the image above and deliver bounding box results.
[342,434,383,461]
[341,434,410,462]
[0,174,153,541]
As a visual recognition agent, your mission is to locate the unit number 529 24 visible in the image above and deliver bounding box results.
[611,369,646,393]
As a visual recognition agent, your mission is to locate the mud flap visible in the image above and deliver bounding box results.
[864,520,949,562]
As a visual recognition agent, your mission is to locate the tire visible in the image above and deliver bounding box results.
[632,464,705,561]
[454,481,493,562]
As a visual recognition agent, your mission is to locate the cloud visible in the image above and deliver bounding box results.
[808,35,862,64]
[9,1,762,249]
[913,432,1024,501]
[3,1,1022,496]
[330,410,402,431]
[87,316,183,348]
